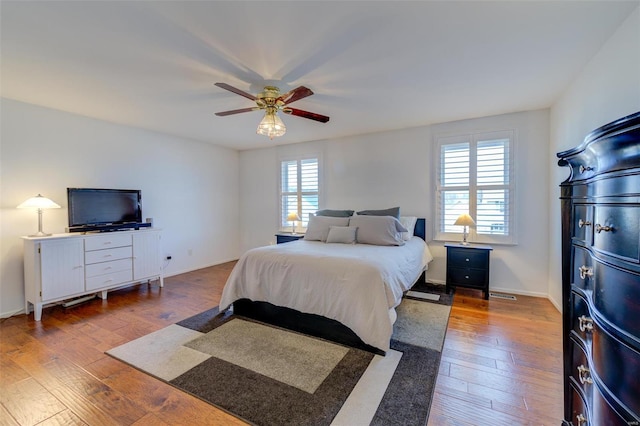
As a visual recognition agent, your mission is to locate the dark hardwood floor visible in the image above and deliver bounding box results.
[0,262,563,425]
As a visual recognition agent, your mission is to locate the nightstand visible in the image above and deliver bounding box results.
[275,233,304,244]
[445,243,493,299]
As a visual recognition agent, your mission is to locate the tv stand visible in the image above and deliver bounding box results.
[22,228,163,321]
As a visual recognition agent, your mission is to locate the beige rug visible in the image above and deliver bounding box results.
[107,295,451,426]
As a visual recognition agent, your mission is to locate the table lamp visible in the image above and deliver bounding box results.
[17,194,61,237]
[287,212,301,234]
[453,213,475,245]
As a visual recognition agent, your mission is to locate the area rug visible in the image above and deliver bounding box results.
[107,291,451,426]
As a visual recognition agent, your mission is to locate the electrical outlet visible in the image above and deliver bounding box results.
[188,249,193,256]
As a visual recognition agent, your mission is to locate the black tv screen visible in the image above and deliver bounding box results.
[67,188,142,230]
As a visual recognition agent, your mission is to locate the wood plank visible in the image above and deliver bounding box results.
[0,262,562,425]
[0,377,66,425]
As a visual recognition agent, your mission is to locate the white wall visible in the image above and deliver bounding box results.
[0,99,241,317]
[548,6,640,311]
[239,109,551,297]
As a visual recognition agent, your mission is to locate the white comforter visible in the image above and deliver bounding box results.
[219,237,433,352]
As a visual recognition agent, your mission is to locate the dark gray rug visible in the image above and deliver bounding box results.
[107,290,451,426]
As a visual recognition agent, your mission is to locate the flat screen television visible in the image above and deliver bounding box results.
[67,188,148,233]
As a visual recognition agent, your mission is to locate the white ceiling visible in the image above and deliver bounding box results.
[1,1,637,151]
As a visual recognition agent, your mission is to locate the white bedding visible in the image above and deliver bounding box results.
[219,237,433,352]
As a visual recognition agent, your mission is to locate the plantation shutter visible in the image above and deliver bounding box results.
[280,157,319,229]
[436,131,515,244]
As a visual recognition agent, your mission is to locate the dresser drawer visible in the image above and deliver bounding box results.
[85,258,132,278]
[593,205,639,263]
[592,321,640,415]
[85,246,132,265]
[84,233,132,251]
[86,269,133,291]
[447,248,489,270]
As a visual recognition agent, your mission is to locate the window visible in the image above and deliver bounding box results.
[435,130,515,244]
[279,156,319,230]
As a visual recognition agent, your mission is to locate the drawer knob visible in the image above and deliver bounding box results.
[579,165,593,174]
[576,413,587,426]
[578,315,593,333]
[595,223,613,233]
[577,365,593,385]
[578,219,591,228]
[465,275,470,279]
[465,258,470,262]
[578,265,593,280]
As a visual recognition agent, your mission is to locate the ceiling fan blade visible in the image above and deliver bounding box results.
[215,107,259,116]
[279,86,314,105]
[215,82,256,101]
[283,108,330,123]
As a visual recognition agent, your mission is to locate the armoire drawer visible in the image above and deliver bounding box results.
[569,382,589,426]
[592,262,640,342]
[592,321,640,415]
[570,291,593,346]
[570,337,593,401]
[572,204,593,246]
[572,246,595,292]
[593,205,640,264]
[591,381,639,426]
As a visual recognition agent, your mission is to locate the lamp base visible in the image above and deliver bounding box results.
[29,231,52,237]
[459,241,470,246]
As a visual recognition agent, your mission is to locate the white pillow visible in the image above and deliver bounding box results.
[304,215,350,241]
[349,215,407,246]
[399,216,418,241]
[325,226,358,244]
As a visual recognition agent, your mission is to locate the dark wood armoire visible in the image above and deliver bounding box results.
[557,111,640,426]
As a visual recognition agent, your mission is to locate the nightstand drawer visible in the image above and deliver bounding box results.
[448,248,489,269]
[447,267,487,288]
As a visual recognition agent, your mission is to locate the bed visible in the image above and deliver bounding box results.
[219,217,432,354]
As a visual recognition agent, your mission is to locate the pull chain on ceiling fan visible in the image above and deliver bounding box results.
[214,83,330,140]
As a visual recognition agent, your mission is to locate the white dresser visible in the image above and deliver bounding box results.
[23,228,163,321]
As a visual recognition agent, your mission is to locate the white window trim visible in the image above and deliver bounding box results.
[277,152,323,233]
[434,129,517,245]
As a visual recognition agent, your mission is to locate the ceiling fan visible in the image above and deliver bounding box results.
[214,83,330,139]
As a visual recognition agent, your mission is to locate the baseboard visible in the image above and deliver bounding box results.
[547,294,563,313]
[0,307,25,319]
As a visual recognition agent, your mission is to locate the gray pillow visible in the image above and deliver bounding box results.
[349,215,407,246]
[304,215,350,241]
[315,209,355,217]
[356,207,400,219]
[325,226,358,244]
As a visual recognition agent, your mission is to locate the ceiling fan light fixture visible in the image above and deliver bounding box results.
[257,109,286,140]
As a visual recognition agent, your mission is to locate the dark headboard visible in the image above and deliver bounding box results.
[414,218,426,240]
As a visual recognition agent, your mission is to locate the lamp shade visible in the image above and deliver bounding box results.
[17,194,61,210]
[453,213,475,227]
[257,110,286,140]
[287,212,301,221]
